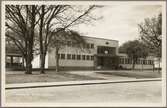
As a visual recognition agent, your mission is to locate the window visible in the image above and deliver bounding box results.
[125,58,128,64]
[122,58,125,64]
[67,54,71,59]
[140,60,143,64]
[128,59,130,64]
[129,59,132,64]
[149,60,152,65]
[72,54,76,60]
[86,55,90,60]
[91,56,94,60]
[119,58,124,64]
[90,44,94,48]
[77,55,81,60]
[119,58,121,64]
[60,54,65,59]
[82,55,86,60]
[86,44,90,49]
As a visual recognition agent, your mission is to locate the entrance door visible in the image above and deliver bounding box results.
[97,57,113,69]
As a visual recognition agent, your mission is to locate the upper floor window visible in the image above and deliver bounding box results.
[86,44,90,49]
[90,44,94,48]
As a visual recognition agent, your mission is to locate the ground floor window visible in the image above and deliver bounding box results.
[57,53,94,61]
[119,57,154,65]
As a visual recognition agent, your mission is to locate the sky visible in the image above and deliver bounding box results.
[71,5,162,46]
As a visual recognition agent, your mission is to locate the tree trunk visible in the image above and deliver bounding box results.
[24,5,36,74]
[141,59,143,72]
[25,55,32,74]
[55,47,59,72]
[40,53,46,74]
[132,59,135,70]
[39,5,45,74]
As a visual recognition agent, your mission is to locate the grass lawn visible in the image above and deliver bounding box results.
[97,70,161,79]
[6,71,104,84]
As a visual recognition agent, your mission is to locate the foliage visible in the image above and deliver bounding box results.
[119,40,149,69]
[138,13,162,58]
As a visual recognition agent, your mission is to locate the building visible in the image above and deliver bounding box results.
[6,36,155,70]
[32,36,154,70]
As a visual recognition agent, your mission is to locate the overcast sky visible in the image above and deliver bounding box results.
[71,5,162,46]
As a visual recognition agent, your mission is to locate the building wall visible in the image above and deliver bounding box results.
[48,36,119,68]
[32,54,48,68]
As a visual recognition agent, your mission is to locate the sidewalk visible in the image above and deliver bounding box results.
[6,78,161,89]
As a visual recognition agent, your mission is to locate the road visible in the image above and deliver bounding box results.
[5,81,162,107]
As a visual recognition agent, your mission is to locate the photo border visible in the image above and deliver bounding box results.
[0,0,166,107]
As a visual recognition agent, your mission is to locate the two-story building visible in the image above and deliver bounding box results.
[31,36,154,70]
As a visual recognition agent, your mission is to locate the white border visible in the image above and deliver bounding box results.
[1,0,166,107]
[1,1,5,107]
[161,2,166,106]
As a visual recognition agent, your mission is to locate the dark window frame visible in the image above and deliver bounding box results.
[67,54,72,59]
[60,54,65,59]
[86,55,90,60]
[77,55,81,60]
[72,54,76,60]
[82,55,86,60]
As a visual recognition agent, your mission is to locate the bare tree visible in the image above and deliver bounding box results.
[37,5,99,73]
[5,5,39,74]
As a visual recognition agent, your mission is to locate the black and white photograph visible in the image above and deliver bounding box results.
[0,0,166,107]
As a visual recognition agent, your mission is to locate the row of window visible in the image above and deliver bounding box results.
[119,58,154,65]
[58,54,94,60]
[67,41,94,49]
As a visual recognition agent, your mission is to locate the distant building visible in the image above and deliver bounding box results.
[6,36,155,70]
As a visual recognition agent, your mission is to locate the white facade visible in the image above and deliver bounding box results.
[31,36,154,70]
[47,36,119,69]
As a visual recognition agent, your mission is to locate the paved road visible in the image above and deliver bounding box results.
[6,81,162,107]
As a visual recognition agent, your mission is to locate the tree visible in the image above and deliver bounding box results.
[5,5,101,74]
[119,40,149,70]
[5,5,39,74]
[37,5,99,73]
[49,29,86,72]
[138,13,162,72]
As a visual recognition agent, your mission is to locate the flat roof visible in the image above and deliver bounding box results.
[81,35,119,42]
